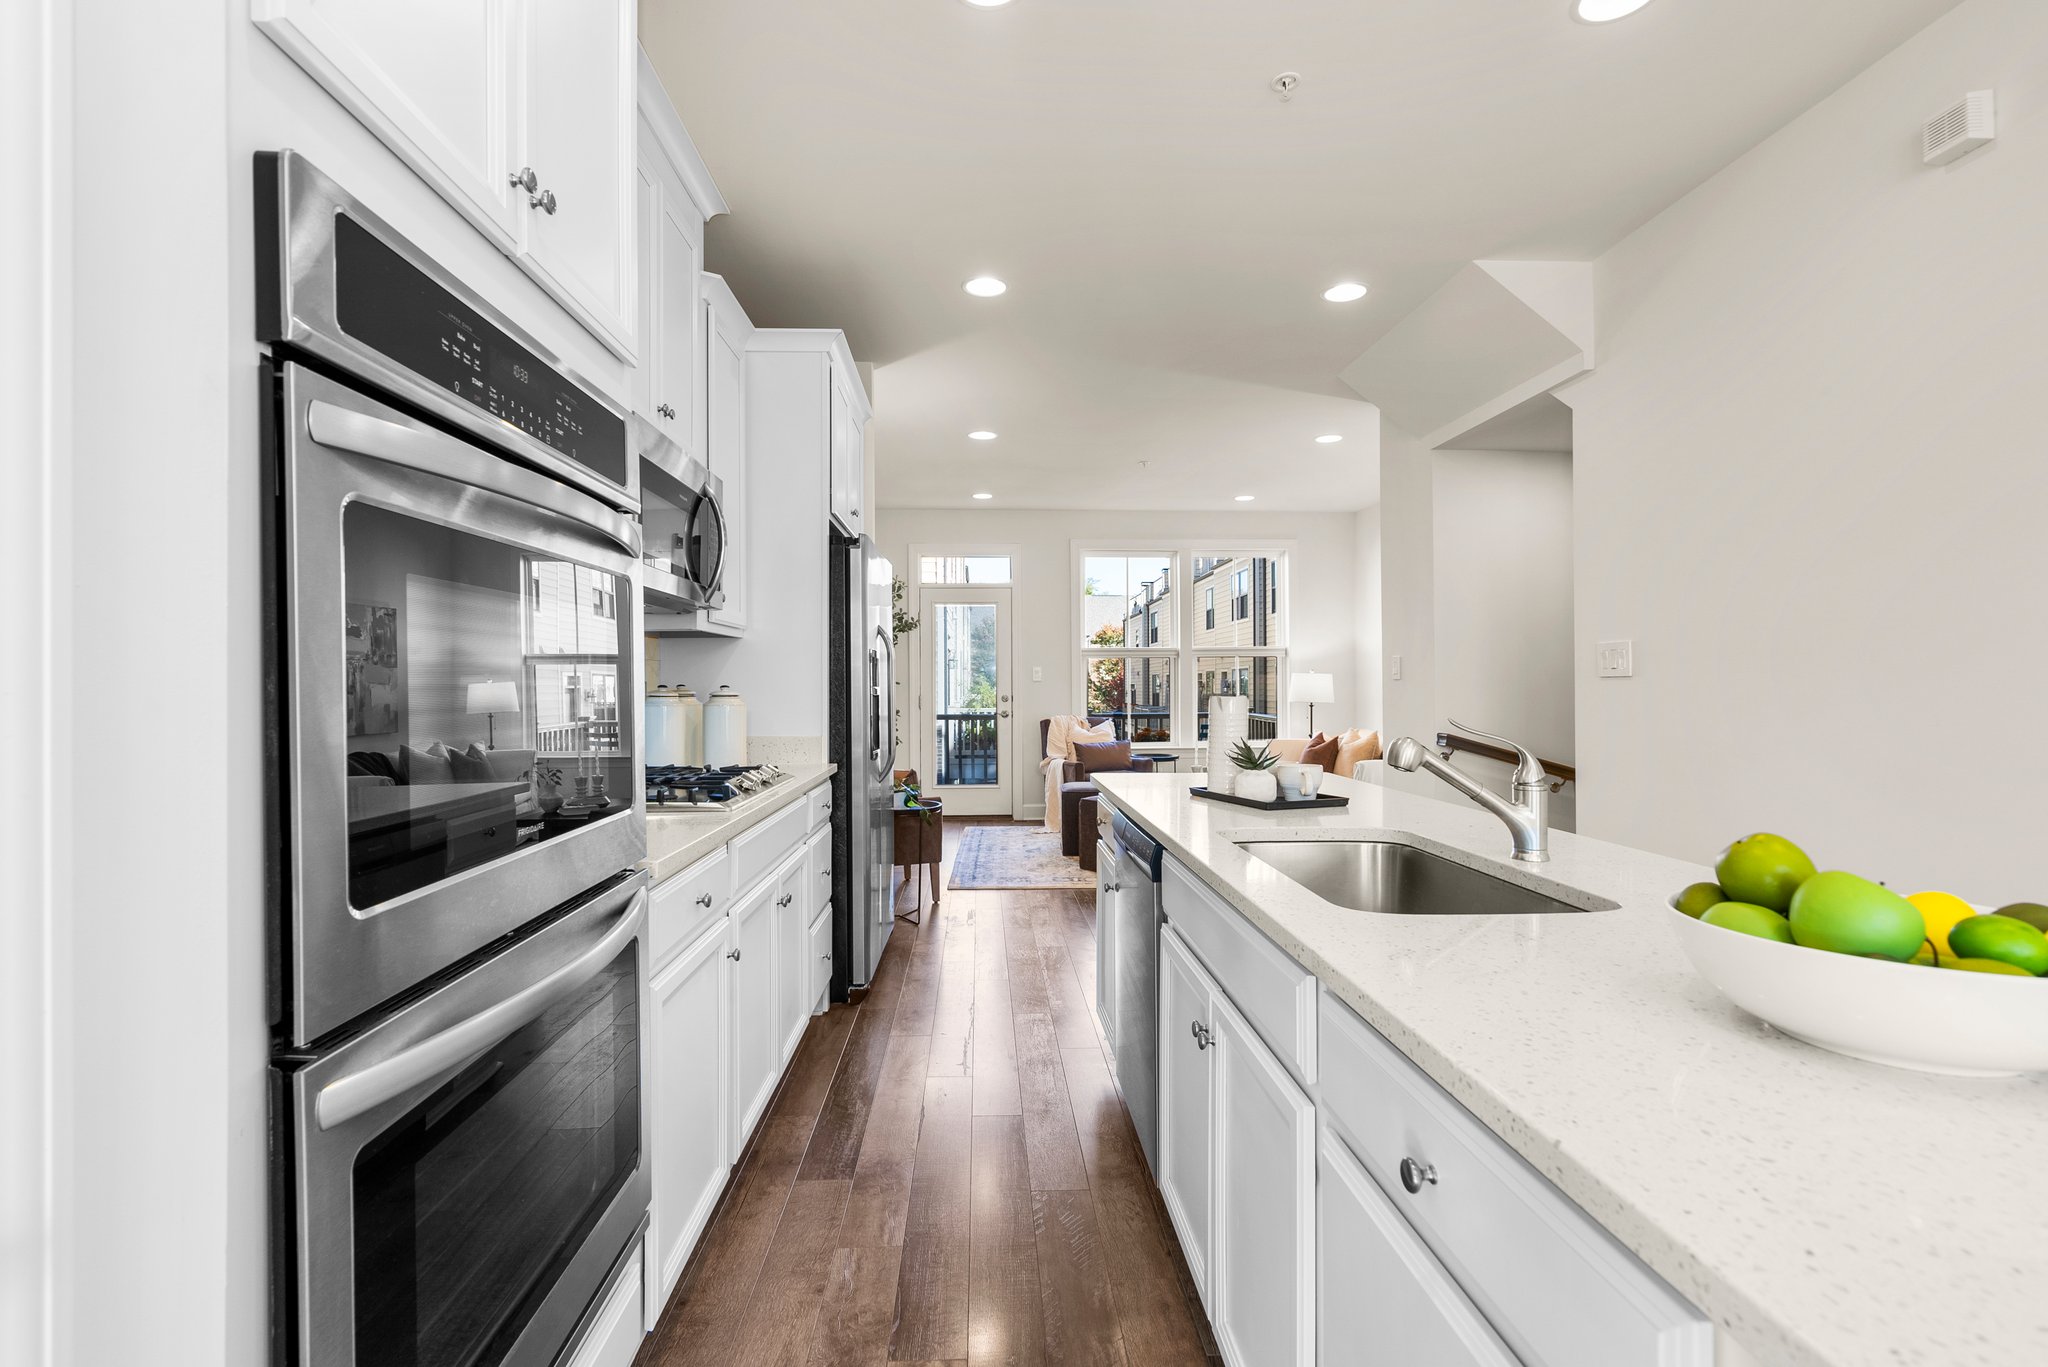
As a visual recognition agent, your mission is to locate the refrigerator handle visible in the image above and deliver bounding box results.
[872,624,896,780]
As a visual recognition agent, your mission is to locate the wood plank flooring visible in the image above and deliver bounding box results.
[637,819,1219,1367]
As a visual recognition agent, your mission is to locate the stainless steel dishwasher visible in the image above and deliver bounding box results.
[1107,809,1166,1173]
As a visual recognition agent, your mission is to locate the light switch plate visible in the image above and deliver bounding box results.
[1597,640,1634,678]
[1391,654,1404,681]
[1031,665,1044,682]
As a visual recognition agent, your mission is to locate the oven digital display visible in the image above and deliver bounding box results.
[332,213,627,488]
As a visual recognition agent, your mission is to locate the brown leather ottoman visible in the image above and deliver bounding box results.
[1060,782,1098,856]
[1077,796,1101,870]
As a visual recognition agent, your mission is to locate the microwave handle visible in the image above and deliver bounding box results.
[314,890,645,1131]
[306,399,641,559]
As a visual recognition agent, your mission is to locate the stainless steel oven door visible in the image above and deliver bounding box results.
[276,360,646,1045]
[284,871,650,1367]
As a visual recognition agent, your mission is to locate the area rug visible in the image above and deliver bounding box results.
[948,823,1094,890]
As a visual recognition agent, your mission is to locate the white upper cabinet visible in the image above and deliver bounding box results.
[828,360,869,537]
[516,0,636,352]
[704,275,752,630]
[256,0,642,359]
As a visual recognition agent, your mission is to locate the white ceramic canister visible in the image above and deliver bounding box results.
[703,684,748,767]
[1205,695,1249,796]
[644,684,704,766]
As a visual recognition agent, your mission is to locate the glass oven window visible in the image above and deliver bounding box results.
[351,943,640,1365]
[342,503,634,909]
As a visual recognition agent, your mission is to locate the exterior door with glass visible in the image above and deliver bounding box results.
[918,586,1013,816]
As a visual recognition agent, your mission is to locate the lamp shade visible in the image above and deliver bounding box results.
[466,680,521,715]
[1290,671,1334,706]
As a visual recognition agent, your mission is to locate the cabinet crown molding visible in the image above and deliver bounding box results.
[638,47,729,220]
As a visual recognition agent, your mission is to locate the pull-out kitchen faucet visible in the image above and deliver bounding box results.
[1386,720,1551,863]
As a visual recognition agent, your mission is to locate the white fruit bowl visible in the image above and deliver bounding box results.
[1668,902,2048,1076]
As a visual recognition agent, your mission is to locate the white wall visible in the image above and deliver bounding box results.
[1570,0,2048,897]
[1353,506,1384,734]
[874,506,1362,817]
[1377,424,1440,800]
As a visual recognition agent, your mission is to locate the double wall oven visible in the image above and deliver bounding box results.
[260,152,650,1367]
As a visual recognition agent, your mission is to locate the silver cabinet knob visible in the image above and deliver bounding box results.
[531,188,558,215]
[727,947,741,962]
[1399,1157,1438,1194]
[820,952,832,961]
[509,166,538,192]
[777,894,794,908]
[696,893,714,908]
[1104,882,1121,893]
[1190,1020,1211,1050]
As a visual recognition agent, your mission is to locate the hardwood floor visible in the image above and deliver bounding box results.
[637,818,1220,1367]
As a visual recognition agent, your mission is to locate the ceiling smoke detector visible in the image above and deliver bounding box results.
[1270,72,1301,103]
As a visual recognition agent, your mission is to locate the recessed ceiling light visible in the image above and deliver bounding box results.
[1234,494,1256,503]
[963,276,1007,297]
[963,0,1013,7]
[1323,281,1369,303]
[1315,434,1343,444]
[1573,0,1653,21]
[972,492,994,500]
[968,430,997,441]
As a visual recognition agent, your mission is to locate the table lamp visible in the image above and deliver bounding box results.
[466,680,521,749]
[1290,671,1333,735]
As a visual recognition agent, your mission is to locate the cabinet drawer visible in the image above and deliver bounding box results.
[1316,992,1710,1367]
[804,826,832,918]
[806,782,832,832]
[649,847,731,970]
[731,800,807,893]
[1162,859,1316,1084]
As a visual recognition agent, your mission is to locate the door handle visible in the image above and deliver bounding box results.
[316,893,643,1131]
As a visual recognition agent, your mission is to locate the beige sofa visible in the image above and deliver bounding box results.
[1264,733,1385,785]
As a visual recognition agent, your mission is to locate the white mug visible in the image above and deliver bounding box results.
[1298,764,1326,798]
[1273,762,1306,799]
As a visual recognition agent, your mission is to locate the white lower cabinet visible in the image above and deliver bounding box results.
[1157,926,1215,1298]
[807,907,832,1015]
[772,851,810,1066]
[1318,1126,1518,1367]
[1095,839,1119,1051]
[729,876,780,1149]
[647,917,730,1303]
[1210,994,1316,1367]
[564,1242,645,1367]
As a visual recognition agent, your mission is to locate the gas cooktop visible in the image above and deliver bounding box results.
[645,763,793,811]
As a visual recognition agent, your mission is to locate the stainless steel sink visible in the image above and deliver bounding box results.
[1237,839,1616,915]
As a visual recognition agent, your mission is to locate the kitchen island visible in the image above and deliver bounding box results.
[1093,770,2048,1367]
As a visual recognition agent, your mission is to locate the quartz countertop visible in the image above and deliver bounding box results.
[643,764,835,884]
[1092,770,2048,1367]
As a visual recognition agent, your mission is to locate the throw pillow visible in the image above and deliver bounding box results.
[400,742,455,785]
[1299,732,1340,771]
[449,743,497,783]
[1073,740,1134,775]
[1335,730,1383,774]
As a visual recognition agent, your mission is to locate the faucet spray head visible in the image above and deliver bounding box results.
[1386,736,1427,772]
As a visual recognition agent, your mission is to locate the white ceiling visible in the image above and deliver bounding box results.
[643,0,1957,511]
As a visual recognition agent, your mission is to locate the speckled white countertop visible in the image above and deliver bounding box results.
[1093,770,2048,1367]
[643,764,835,884]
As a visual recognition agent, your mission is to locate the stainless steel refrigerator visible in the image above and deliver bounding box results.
[829,534,895,992]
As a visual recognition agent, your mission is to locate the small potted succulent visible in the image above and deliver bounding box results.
[1228,739,1281,803]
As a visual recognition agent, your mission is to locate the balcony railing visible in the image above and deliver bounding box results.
[934,711,998,785]
[1084,708,1172,745]
[535,715,621,756]
[1196,708,1278,742]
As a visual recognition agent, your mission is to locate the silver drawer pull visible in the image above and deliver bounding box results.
[696,893,714,908]
[1399,1157,1438,1194]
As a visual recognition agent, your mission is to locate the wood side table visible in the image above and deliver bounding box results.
[893,794,944,923]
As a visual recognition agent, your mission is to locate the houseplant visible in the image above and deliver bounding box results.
[1229,739,1281,803]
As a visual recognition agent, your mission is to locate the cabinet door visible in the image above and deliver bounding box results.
[630,150,658,421]
[729,880,780,1149]
[705,294,747,628]
[807,908,832,1016]
[1318,1129,1520,1367]
[648,920,730,1301]
[1157,926,1215,1301]
[774,855,811,1066]
[1210,994,1316,1367]
[827,373,857,534]
[804,825,832,920]
[649,191,702,454]
[1095,842,1119,1051]
[518,0,636,354]
[253,0,521,241]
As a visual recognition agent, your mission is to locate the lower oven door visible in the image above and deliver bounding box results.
[274,359,646,1045]
[282,870,651,1367]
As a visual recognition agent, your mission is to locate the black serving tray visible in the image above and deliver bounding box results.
[1190,785,1349,812]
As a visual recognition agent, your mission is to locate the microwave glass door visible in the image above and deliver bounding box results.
[350,941,641,1365]
[341,503,633,908]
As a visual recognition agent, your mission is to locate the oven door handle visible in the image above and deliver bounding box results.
[306,399,641,559]
[314,891,645,1132]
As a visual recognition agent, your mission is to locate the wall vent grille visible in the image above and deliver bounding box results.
[1924,90,1995,166]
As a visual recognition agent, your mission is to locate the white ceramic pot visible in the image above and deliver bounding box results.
[703,684,748,767]
[644,684,703,766]
[1234,769,1279,804]
[1668,901,2048,1076]
[1206,696,1250,796]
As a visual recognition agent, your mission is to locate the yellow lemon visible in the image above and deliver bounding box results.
[1907,891,1976,958]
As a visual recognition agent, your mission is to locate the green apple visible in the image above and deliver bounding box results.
[1940,957,2035,976]
[1674,882,1726,918]
[1788,871,1925,961]
[1701,901,1794,943]
[1948,914,2048,975]
[1992,902,2048,935]
[1714,834,1816,912]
